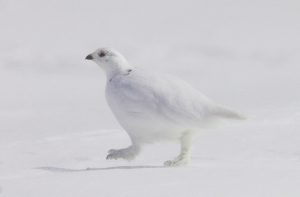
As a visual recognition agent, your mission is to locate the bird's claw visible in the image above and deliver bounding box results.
[107,149,117,154]
[106,147,138,161]
[164,156,190,167]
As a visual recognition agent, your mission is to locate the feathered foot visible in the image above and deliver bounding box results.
[106,145,140,161]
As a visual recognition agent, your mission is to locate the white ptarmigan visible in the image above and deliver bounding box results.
[85,48,245,167]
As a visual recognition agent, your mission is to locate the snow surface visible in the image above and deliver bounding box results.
[1,0,300,196]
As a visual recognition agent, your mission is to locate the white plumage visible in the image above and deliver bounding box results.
[85,48,245,166]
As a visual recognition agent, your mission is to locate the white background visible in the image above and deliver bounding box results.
[0,0,300,196]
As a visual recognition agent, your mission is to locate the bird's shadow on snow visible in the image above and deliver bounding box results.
[36,165,166,172]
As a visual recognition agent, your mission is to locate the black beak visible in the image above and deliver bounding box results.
[85,54,93,60]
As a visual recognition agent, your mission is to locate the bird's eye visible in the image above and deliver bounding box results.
[98,52,106,57]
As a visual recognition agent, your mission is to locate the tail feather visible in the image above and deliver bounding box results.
[214,105,246,120]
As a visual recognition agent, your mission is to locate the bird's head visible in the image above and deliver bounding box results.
[85,48,132,77]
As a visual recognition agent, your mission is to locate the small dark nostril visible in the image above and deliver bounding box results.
[85,54,93,60]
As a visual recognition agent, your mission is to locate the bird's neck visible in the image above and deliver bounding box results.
[105,62,134,81]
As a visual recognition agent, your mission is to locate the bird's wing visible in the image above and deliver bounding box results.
[113,71,220,126]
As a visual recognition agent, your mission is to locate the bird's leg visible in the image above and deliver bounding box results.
[106,144,141,161]
[164,131,193,167]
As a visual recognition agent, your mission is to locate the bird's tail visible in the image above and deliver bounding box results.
[214,105,247,120]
